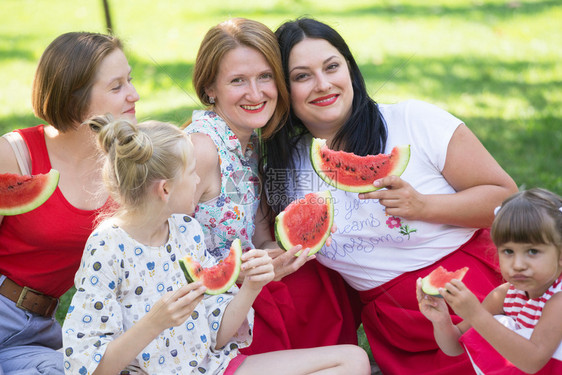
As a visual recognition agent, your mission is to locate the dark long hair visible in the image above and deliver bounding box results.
[263,17,387,214]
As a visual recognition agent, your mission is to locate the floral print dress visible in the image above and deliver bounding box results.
[185,110,261,259]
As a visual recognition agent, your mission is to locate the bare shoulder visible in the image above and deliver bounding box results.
[481,282,510,315]
[189,132,218,168]
[528,290,562,361]
[188,132,221,202]
[543,291,562,311]
[444,124,516,191]
[540,291,562,327]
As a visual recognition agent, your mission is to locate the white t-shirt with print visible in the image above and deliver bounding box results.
[289,100,476,290]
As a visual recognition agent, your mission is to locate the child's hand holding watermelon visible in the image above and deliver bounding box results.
[438,279,486,323]
[417,266,471,327]
[416,278,450,325]
[416,277,469,356]
[240,249,275,291]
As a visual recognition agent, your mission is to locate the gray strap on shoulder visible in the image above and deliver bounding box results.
[2,132,31,175]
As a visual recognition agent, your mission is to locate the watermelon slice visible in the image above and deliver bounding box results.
[310,138,410,193]
[421,266,469,296]
[0,169,59,216]
[274,190,334,256]
[178,238,242,295]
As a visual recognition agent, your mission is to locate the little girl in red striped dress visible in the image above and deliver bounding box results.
[417,188,562,374]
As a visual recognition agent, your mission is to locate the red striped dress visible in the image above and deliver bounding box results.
[504,274,562,329]
[460,274,562,374]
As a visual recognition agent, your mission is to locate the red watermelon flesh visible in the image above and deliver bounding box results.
[310,138,410,193]
[274,190,334,256]
[421,266,469,296]
[178,238,242,295]
[0,169,59,216]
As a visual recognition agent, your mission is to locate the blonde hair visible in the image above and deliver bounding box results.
[492,188,562,248]
[87,115,189,212]
[191,18,289,139]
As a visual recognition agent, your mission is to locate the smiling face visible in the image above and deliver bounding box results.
[498,241,562,298]
[287,38,354,141]
[206,45,278,140]
[87,49,139,124]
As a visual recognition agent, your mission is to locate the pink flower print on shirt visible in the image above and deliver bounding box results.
[386,216,417,240]
[386,216,401,229]
[220,211,237,223]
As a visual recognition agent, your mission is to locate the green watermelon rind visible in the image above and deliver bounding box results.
[310,138,411,193]
[421,266,469,297]
[178,260,195,284]
[0,169,60,216]
[274,190,334,257]
[178,238,242,295]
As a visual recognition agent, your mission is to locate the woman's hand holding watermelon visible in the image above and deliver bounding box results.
[359,175,426,221]
[269,245,314,281]
[267,223,337,281]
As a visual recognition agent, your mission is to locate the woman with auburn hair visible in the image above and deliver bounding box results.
[0,31,139,373]
[183,18,360,355]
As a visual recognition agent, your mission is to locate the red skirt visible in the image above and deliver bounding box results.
[359,229,503,375]
[240,259,361,355]
[461,321,562,374]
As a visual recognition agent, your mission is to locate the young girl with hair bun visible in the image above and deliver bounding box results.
[62,115,370,375]
[418,188,562,374]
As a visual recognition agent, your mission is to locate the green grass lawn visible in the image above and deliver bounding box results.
[2,0,561,362]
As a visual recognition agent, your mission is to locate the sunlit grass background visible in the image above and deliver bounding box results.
[1,0,561,362]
